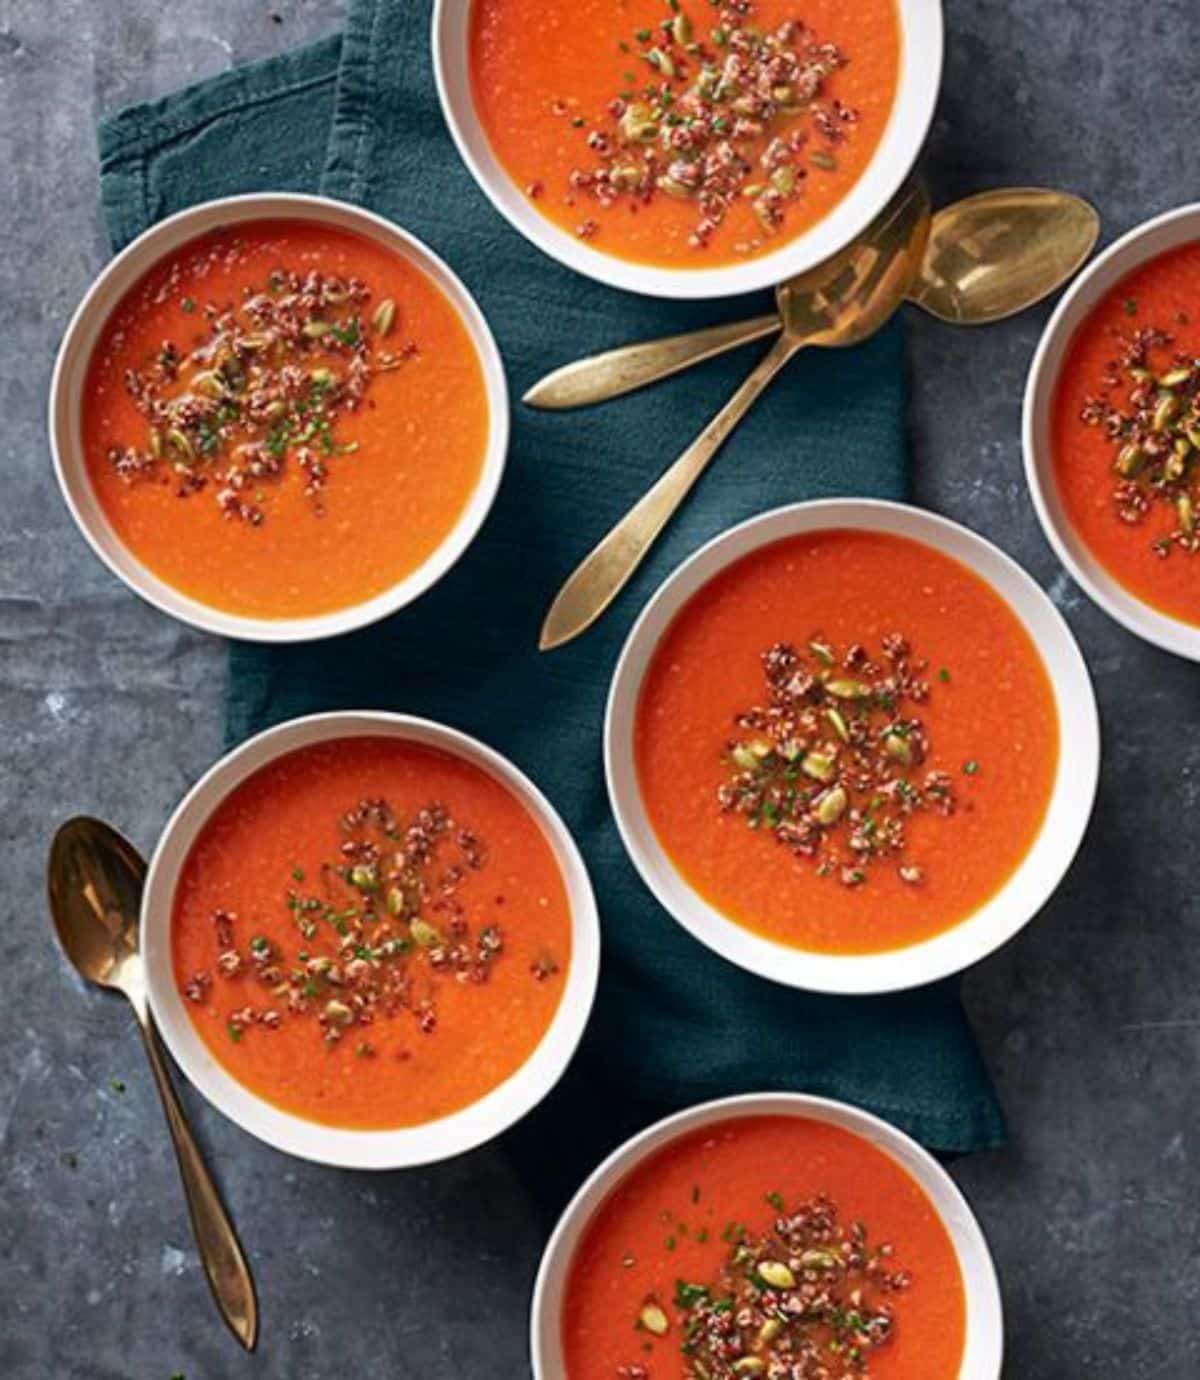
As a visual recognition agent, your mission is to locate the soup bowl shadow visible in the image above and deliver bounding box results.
[605,498,1100,995]
[1024,200,1200,661]
[531,1092,1004,1380]
[141,711,600,1170]
[49,192,509,644]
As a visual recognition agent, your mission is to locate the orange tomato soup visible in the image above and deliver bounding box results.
[635,530,1058,953]
[563,1115,965,1380]
[1052,241,1200,625]
[83,219,489,619]
[171,736,570,1129]
[469,0,900,267]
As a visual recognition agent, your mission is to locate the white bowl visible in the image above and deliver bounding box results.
[432,0,943,300]
[49,193,509,643]
[141,711,600,1169]
[606,499,1099,994]
[1024,202,1200,660]
[531,1092,1004,1380]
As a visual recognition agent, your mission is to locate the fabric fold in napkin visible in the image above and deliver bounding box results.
[97,0,1005,1171]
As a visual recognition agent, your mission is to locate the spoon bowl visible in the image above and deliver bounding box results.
[49,817,147,1001]
[913,186,1100,325]
[777,179,932,347]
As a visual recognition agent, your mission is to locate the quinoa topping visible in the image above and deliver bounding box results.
[629,1192,910,1379]
[554,0,856,254]
[107,262,416,524]
[182,798,559,1048]
[1078,310,1200,556]
[719,636,976,887]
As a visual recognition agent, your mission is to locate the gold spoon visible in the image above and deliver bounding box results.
[539,179,932,651]
[47,817,259,1352]
[525,187,1100,411]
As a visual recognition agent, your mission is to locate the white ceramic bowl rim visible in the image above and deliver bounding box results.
[605,498,1100,995]
[48,192,510,644]
[1023,200,1200,661]
[141,711,600,1170]
[431,0,943,300]
[530,1092,1003,1380]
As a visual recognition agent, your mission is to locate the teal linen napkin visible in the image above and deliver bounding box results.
[98,0,1005,1161]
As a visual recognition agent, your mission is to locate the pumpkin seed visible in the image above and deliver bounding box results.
[303,320,333,339]
[883,732,913,765]
[731,744,762,772]
[757,1319,782,1346]
[165,428,194,462]
[826,678,873,699]
[756,1261,795,1289]
[647,46,676,77]
[809,150,837,171]
[148,428,163,459]
[801,751,836,783]
[638,1303,670,1336]
[1178,493,1195,534]
[410,919,443,948]
[798,1248,841,1270]
[372,298,397,336]
[657,174,694,200]
[751,198,778,233]
[825,707,849,742]
[310,367,335,387]
[814,785,847,825]
[732,1361,765,1376]
[1159,367,1193,388]
[770,166,796,196]
[809,640,835,665]
[619,103,659,143]
[1154,392,1181,431]
[191,370,226,399]
[324,999,354,1027]
[671,11,692,44]
[1114,442,1147,477]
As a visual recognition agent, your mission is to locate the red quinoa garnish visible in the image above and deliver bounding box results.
[558,0,854,254]
[107,261,416,523]
[719,635,971,887]
[187,798,558,1049]
[1077,321,1200,554]
[659,1193,909,1380]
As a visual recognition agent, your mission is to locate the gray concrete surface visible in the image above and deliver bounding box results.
[2,1,1196,1376]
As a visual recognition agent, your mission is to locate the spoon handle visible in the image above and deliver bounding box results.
[139,1016,259,1351]
[523,312,781,410]
[540,331,804,650]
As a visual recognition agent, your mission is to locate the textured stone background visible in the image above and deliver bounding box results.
[2,1,1196,1376]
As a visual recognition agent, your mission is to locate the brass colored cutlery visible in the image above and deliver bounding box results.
[535,186,1100,649]
[47,818,259,1351]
